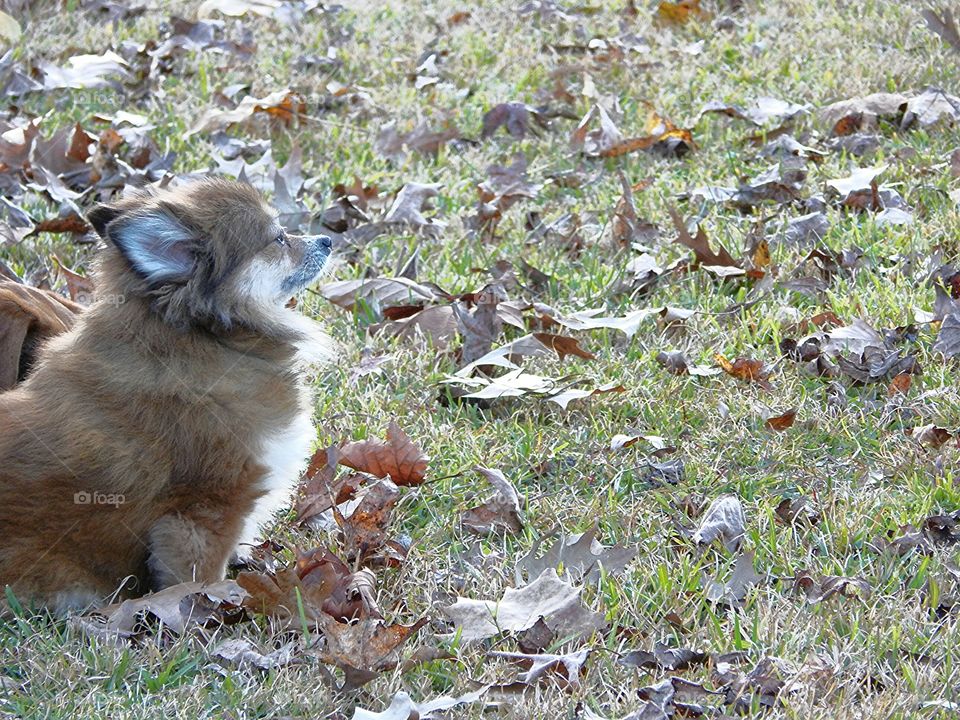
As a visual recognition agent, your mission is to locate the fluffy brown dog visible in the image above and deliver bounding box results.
[0,178,332,612]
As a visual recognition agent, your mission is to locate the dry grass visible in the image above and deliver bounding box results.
[4,0,960,718]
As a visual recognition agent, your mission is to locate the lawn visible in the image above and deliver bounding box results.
[2,0,960,718]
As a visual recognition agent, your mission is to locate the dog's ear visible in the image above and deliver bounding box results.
[108,210,197,285]
[87,204,121,239]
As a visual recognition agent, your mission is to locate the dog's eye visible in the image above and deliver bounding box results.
[274,233,287,246]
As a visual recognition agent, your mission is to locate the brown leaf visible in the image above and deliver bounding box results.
[482,102,545,139]
[715,354,773,390]
[765,408,797,431]
[318,614,427,690]
[51,255,94,304]
[774,497,821,526]
[531,332,595,360]
[795,571,871,603]
[238,547,376,622]
[188,89,306,135]
[296,446,363,526]
[460,466,523,535]
[77,580,246,638]
[334,479,402,564]
[888,372,912,396]
[668,206,739,268]
[339,421,429,486]
[599,109,695,158]
[656,0,705,24]
[0,278,80,390]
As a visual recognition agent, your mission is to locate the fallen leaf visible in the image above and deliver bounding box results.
[334,479,402,564]
[794,571,871,603]
[487,648,590,689]
[520,526,637,583]
[77,581,246,638]
[901,87,960,129]
[460,466,523,535]
[351,688,489,720]
[700,96,809,126]
[702,552,763,603]
[441,569,604,642]
[38,51,129,90]
[765,408,797,431]
[774,497,821,526]
[482,102,547,139]
[238,547,376,622]
[656,0,705,24]
[212,638,297,670]
[692,495,746,552]
[339,422,428,486]
[619,642,709,671]
[819,92,906,135]
[319,614,427,690]
[668,206,739,269]
[188,89,306,135]
[715,354,773,390]
[383,181,446,231]
[934,313,960,358]
[319,276,440,314]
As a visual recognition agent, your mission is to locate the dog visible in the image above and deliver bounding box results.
[0,178,332,613]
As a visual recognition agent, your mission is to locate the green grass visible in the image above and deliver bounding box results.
[4,0,960,718]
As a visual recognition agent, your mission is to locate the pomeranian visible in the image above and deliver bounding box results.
[0,178,332,612]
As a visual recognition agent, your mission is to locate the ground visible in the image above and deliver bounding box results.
[3,0,960,718]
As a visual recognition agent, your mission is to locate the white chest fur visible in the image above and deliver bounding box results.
[237,401,315,551]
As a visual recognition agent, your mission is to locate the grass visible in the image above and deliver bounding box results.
[4,0,960,718]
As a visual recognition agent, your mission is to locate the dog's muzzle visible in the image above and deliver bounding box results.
[281,235,332,293]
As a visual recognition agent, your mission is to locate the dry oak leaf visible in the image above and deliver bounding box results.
[702,552,763,604]
[339,421,428,486]
[715,354,773,390]
[238,546,378,622]
[656,0,705,24]
[334,479,401,564]
[668,206,739,269]
[487,648,590,690]
[599,109,695,158]
[441,569,603,642]
[351,688,489,720]
[0,278,81,391]
[934,313,960,358]
[319,276,440,313]
[460,465,523,535]
[318,614,428,690]
[188,88,306,135]
[765,408,797,431]
[692,494,746,552]
[520,526,636,583]
[77,580,246,638]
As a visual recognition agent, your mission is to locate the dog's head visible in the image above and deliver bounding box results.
[87,179,331,339]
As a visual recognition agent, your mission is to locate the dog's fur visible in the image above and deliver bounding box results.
[0,179,331,612]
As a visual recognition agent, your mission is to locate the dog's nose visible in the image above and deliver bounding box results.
[316,235,332,250]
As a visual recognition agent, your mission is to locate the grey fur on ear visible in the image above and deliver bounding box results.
[109,211,197,284]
